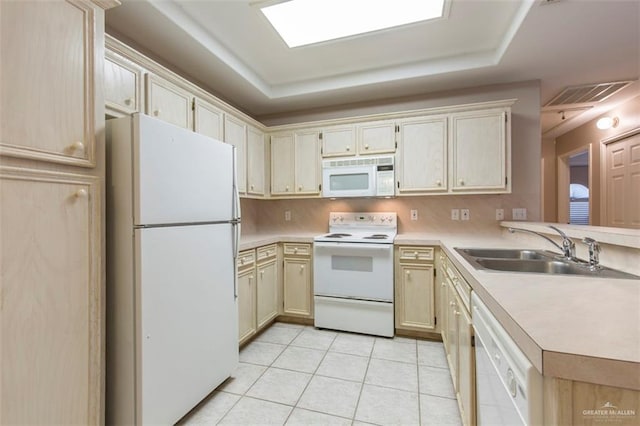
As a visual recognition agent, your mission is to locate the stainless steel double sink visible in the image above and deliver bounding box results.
[454,248,640,279]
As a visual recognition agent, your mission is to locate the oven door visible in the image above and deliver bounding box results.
[313,242,393,301]
[322,165,376,198]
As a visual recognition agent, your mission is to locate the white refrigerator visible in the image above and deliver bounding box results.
[106,113,239,425]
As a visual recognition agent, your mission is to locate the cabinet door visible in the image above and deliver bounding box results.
[1,0,98,167]
[395,263,436,331]
[321,126,356,157]
[458,304,475,426]
[283,258,312,317]
[451,109,507,192]
[146,74,193,130]
[247,126,265,196]
[224,115,247,194]
[237,267,256,345]
[105,50,142,116]
[194,98,224,140]
[357,120,396,154]
[398,117,447,192]
[257,260,278,329]
[271,134,295,195]
[445,280,459,391]
[1,168,101,425]
[294,130,320,194]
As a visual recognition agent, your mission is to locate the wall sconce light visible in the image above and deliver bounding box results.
[596,116,619,130]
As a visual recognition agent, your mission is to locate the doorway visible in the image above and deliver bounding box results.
[557,148,591,224]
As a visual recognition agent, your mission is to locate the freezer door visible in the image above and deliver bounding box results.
[135,224,238,425]
[133,114,235,225]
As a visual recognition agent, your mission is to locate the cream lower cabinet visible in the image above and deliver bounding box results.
[0,168,102,425]
[237,250,257,345]
[395,246,437,333]
[237,245,278,345]
[282,243,313,318]
[441,255,475,426]
[256,245,278,328]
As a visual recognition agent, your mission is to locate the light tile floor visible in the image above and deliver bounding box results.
[180,322,462,426]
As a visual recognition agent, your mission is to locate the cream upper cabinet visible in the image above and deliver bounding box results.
[271,133,295,195]
[145,74,193,130]
[398,116,447,193]
[357,120,397,155]
[294,130,321,195]
[1,168,101,425]
[450,108,509,192]
[194,97,224,141]
[0,0,100,167]
[247,126,265,196]
[321,125,356,157]
[270,132,320,196]
[105,50,142,117]
[224,115,247,194]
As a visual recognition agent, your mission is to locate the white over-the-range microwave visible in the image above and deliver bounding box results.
[321,155,395,198]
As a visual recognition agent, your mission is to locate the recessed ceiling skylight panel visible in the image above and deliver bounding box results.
[260,0,446,48]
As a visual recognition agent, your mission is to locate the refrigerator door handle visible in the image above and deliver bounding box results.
[232,222,239,299]
[231,146,241,221]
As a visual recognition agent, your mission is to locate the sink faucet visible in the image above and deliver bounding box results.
[582,237,601,270]
[507,225,576,259]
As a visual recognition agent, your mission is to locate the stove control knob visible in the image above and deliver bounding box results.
[339,216,344,222]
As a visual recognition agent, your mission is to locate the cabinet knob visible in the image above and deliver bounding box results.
[74,188,88,199]
[441,282,446,287]
[364,144,369,150]
[455,310,461,316]
[260,270,264,276]
[300,265,305,271]
[249,275,254,280]
[414,251,419,258]
[250,184,254,190]
[266,251,270,256]
[450,301,455,307]
[406,270,411,276]
[153,109,161,116]
[459,179,465,186]
[298,185,302,191]
[436,179,442,186]
[285,186,289,191]
[69,141,85,154]
[240,258,245,265]
[293,248,298,253]
[346,146,350,151]
[124,98,133,106]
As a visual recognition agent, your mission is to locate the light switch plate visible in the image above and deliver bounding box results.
[512,208,527,220]
[461,209,470,221]
[451,209,460,221]
[496,209,504,220]
[284,210,291,221]
[410,209,418,221]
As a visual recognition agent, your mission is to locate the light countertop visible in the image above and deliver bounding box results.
[240,230,640,390]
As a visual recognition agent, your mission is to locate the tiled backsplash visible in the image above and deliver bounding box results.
[241,194,540,235]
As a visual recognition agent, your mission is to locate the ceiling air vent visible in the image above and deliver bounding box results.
[545,81,633,107]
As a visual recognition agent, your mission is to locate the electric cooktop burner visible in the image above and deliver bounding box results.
[325,233,352,238]
[363,234,389,239]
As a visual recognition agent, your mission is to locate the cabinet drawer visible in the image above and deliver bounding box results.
[237,250,255,269]
[283,243,311,256]
[257,244,277,262]
[398,246,434,262]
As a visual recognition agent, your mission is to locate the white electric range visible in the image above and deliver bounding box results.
[313,212,397,337]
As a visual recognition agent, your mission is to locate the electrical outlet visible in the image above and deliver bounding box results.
[284,210,291,221]
[410,209,418,221]
[461,209,470,221]
[496,209,504,220]
[512,208,527,220]
[451,209,460,221]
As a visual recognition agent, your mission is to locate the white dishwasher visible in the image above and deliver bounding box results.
[471,293,543,425]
